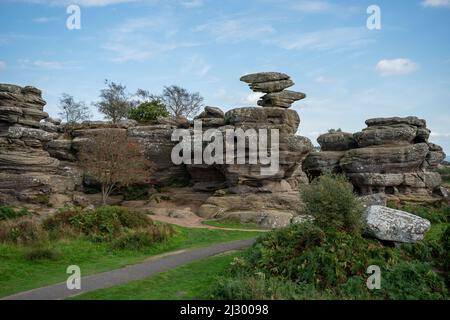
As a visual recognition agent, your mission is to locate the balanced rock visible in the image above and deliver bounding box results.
[240,72,305,109]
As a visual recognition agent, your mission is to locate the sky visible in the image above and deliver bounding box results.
[0,0,449,155]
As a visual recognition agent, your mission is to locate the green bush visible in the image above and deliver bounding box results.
[400,204,449,224]
[23,243,61,261]
[381,261,447,300]
[111,225,173,250]
[128,101,169,123]
[211,274,306,300]
[300,173,363,232]
[0,206,30,221]
[41,206,174,248]
[0,218,47,245]
[123,185,149,201]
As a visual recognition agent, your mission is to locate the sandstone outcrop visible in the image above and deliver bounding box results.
[303,116,446,201]
[0,84,79,205]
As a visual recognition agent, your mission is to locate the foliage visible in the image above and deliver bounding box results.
[23,243,61,261]
[58,93,91,124]
[328,128,342,133]
[400,204,449,224]
[0,206,30,221]
[95,80,134,123]
[155,85,204,118]
[42,206,156,242]
[381,261,447,300]
[123,185,150,201]
[128,100,170,123]
[0,218,47,245]
[79,130,153,205]
[300,173,363,232]
[111,226,174,250]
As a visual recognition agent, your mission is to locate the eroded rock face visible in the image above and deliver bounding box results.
[304,116,446,200]
[0,84,80,205]
[363,205,431,243]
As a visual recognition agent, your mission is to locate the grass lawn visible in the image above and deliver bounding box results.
[71,251,240,300]
[202,218,266,230]
[0,225,258,298]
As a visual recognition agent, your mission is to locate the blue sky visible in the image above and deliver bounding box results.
[1,0,449,154]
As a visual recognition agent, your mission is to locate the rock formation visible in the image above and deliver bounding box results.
[303,116,446,204]
[0,84,80,205]
[190,72,314,227]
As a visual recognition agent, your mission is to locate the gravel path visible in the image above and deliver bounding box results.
[2,239,255,300]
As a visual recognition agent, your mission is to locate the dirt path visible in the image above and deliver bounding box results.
[149,214,268,233]
[2,239,255,300]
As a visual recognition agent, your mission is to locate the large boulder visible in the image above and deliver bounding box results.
[354,125,417,147]
[363,205,431,243]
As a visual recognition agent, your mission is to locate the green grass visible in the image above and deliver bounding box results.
[0,225,258,298]
[71,251,240,300]
[202,218,266,230]
[425,223,448,241]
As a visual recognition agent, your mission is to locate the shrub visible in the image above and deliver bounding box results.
[128,101,169,123]
[244,223,325,277]
[400,204,449,224]
[23,243,61,261]
[381,261,447,300]
[111,224,173,250]
[211,274,305,300]
[41,206,173,246]
[123,185,149,201]
[0,218,47,245]
[0,206,30,221]
[300,173,363,232]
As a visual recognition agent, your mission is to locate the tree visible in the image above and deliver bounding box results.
[128,101,170,123]
[95,80,133,124]
[57,93,91,124]
[157,85,203,119]
[79,130,153,205]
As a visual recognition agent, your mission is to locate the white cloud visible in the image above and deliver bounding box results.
[240,92,264,105]
[422,0,450,8]
[18,59,77,70]
[431,132,450,137]
[181,0,203,8]
[293,0,333,13]
[32,17,58,23]
[18,0,138,7]
[275,27,373,52]
[104,16,200,62]
[376,58,418,76]
[182,55,211,78]
[0,61,6,70]
[194,17,276,43]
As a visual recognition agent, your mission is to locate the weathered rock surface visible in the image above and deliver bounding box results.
[0,84,78,205]
[317,132,357,151]
[363,205,431,243]
[304,116,446,200]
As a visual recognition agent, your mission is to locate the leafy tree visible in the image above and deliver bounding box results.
[156,85,203,119]
[95,80,133,124]
[57,93,90,124]
[79,130,153,205]
[300,173,363,232]
[128,100,170,123]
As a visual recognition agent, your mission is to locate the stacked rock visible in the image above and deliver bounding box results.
[0,84,78,205]
[303,116,446,202]
[240,72,306,109]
